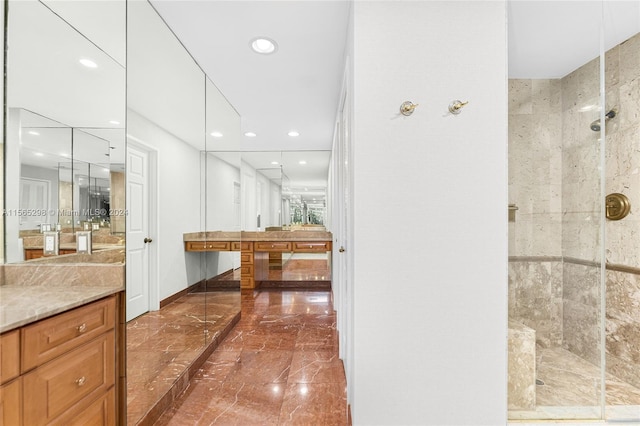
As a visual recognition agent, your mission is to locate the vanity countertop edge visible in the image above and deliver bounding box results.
[0,284,124,333]
[183,230,333,242]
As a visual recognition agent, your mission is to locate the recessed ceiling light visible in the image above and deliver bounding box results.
[271,161,279,165]
[244,132,257,137]
[60,153,69,157]
[250,37,278,55]
[109,120,120,125]
[210,131,223,138]
[28,131,40,136]
[34,152,44,157]
[288,131,300,137]
[299,160,307,165]
[79,58,98,68]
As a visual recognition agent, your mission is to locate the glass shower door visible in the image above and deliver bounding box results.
[508,0,605,420]
[602,1,640,421]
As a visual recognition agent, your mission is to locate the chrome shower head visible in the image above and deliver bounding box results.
[590,109,617,132]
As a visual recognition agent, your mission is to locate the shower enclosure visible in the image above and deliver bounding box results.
[508,1,640,421]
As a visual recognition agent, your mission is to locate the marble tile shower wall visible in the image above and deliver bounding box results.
[602,31,640,389]
[509,31,640,389]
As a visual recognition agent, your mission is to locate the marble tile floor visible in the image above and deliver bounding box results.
[155,289,350,425]
[127,291,241,425]
[261,258,332,289]
[509,347,640,421]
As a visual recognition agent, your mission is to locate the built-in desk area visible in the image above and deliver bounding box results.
[183,231,333,289]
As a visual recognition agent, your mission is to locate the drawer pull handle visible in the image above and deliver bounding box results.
[76,376,86,386]
[77,323,87,333]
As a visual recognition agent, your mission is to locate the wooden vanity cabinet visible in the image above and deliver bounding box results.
[0,295,118,425]
[241,242,254,289]
[292,241,332,253]
[24,248,76,260]
[0,329,21,425]
[184,241,231,251]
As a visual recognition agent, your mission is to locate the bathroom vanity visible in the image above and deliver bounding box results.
[0,263,125,425]
[183,230,333,289]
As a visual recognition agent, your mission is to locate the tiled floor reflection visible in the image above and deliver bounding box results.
[127,291,241,425]
[509,347,640,421]
[155,289,350,425]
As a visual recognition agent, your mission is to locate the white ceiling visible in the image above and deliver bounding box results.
[149,0,351,153]
[508,1,640,78]
[7,0,640,189]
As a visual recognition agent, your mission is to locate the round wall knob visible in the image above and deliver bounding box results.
[606,193,631,221]
[400,101,419,116]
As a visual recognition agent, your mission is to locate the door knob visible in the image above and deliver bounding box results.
[144,237,153,244]
[339,246,345,253]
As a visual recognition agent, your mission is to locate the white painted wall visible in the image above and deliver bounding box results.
[204,152,241,276]
[349,2,507,424]
[127,109,203,300]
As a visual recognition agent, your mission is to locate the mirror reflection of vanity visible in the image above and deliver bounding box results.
[4,0,126,263]
[2,1,332,424]
[1,1,128,424]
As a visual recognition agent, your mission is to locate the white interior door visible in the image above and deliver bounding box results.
[126,144,150,321]
[19,178,50,230]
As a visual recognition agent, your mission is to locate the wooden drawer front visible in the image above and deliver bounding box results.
[50,388,115,426]
[254,241,291,252]
[240,264,254,277]
[240,252,253,265]
[185,241,231,251]
[23,331,115,425]
[292,241,332,252]
[0,330,20,384]
[238,241,253,251]
[22,296,115,372]
[0,378,21,425]
[240,277,254,289]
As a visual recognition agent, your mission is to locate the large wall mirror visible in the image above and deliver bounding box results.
[4,0,126,263]
[3,1,332,422]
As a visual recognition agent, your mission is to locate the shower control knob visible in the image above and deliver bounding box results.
[605,193,630,221]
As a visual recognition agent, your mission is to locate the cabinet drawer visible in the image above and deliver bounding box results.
[240,277,254,289]
[23,330,115,425]
[240,252,253,264]
[238,241,253,251]
[240,264,254,277]
[292,241,332,252]
[0,378,21,425]
[254,241,291,252]
[22,296,115,372]
[50,387,115,426]
[185,241,231,251]
[0,330,20,384]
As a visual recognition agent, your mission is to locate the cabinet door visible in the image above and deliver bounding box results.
[23,331,115,425]
[0,378,21,425]
[50,388,115,426]
[0,330,20,384]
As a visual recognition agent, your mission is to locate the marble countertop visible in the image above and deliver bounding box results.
[0,283,124,333]
[24,243,125,251]
[184,230,333,242]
